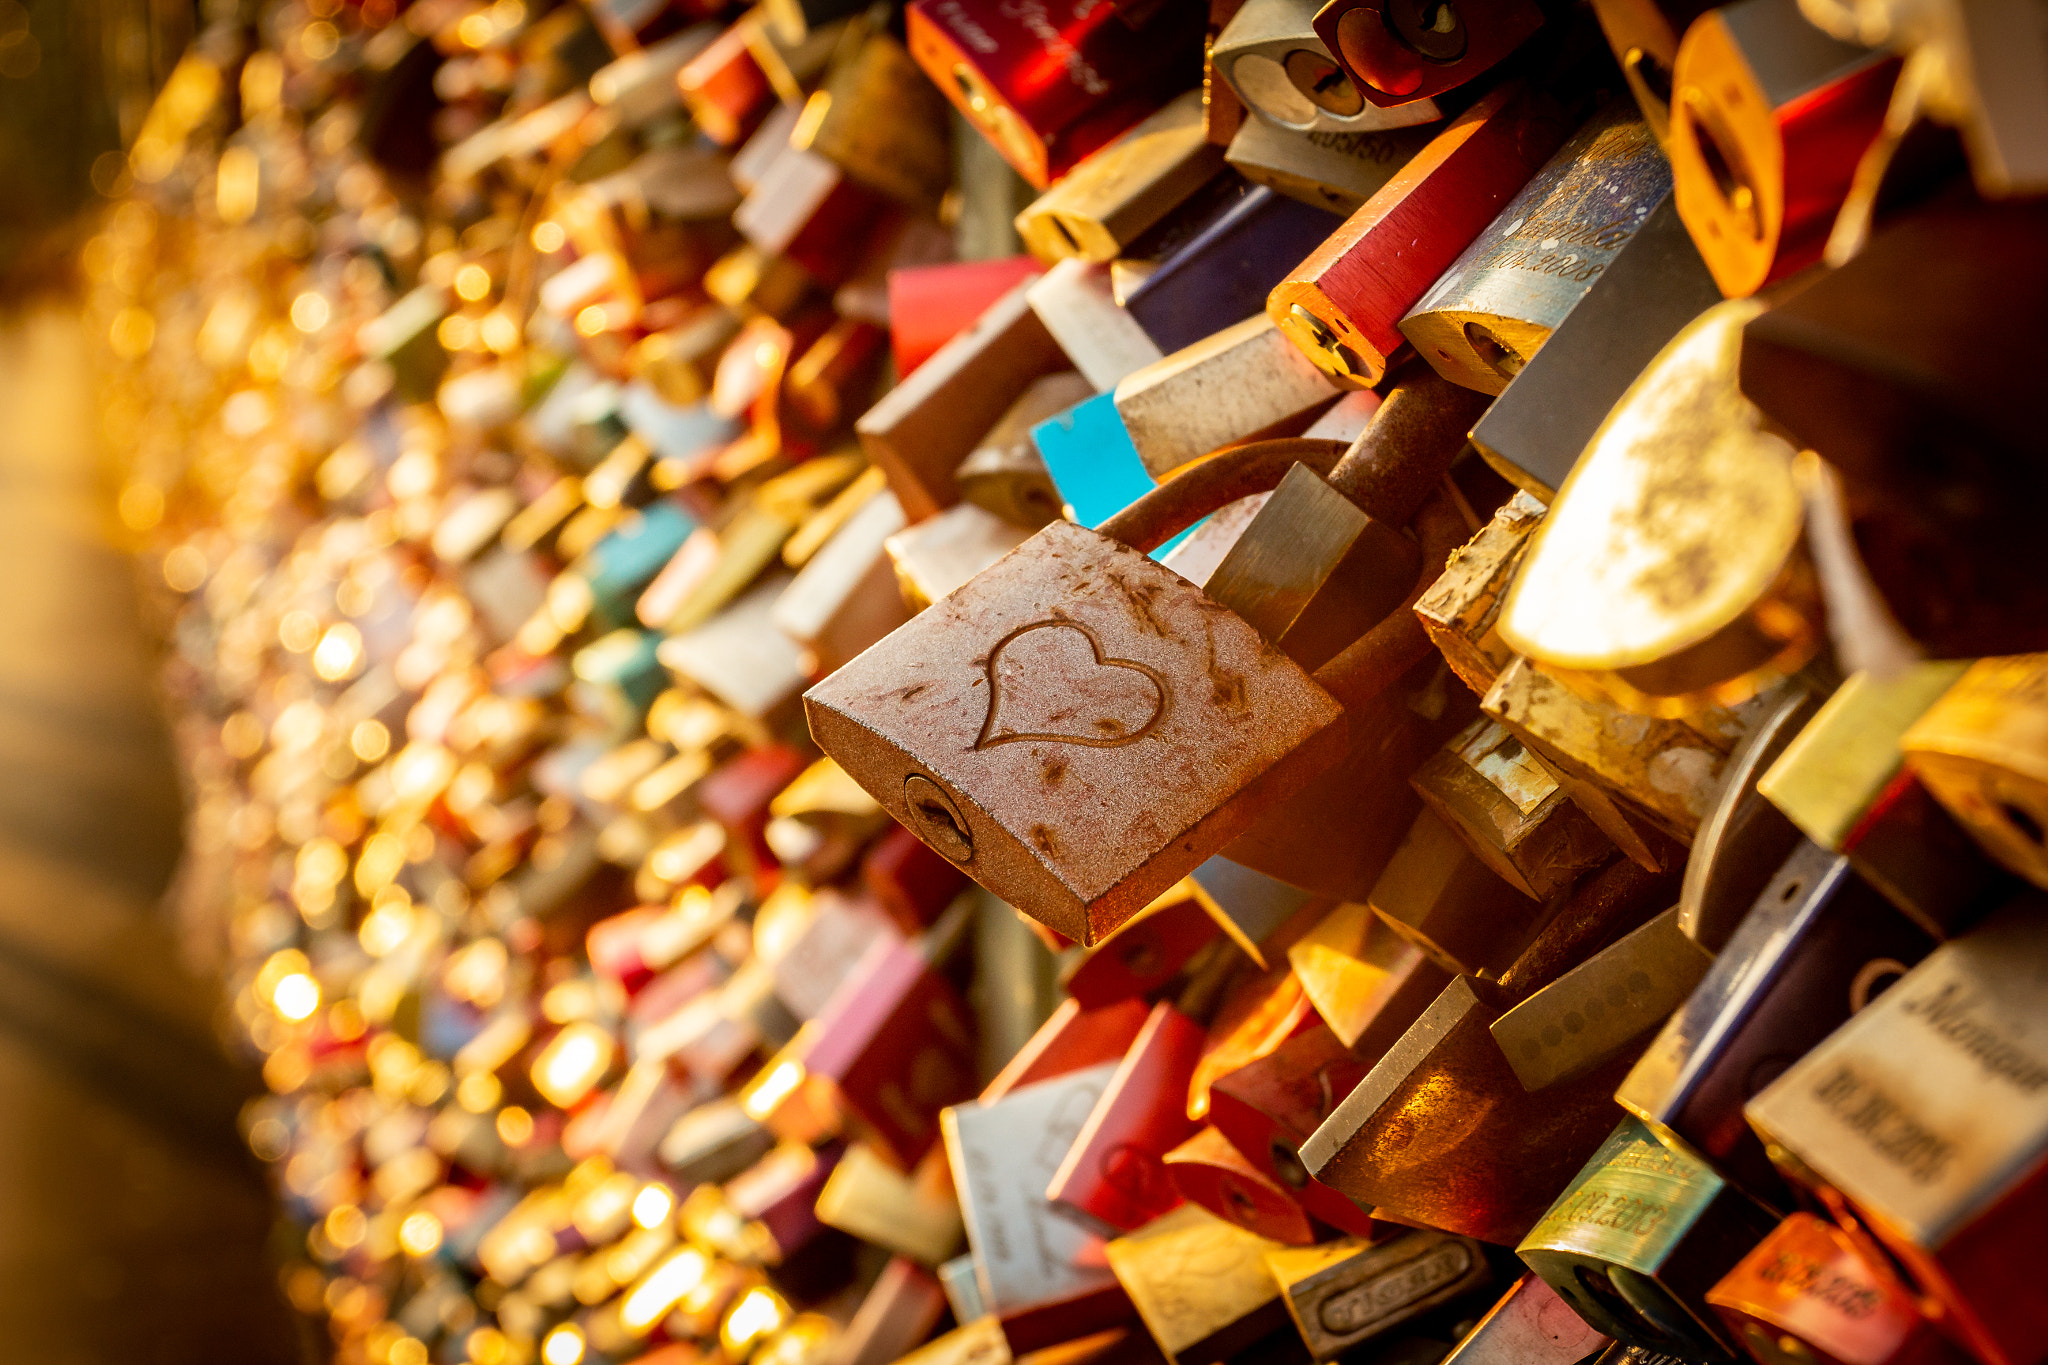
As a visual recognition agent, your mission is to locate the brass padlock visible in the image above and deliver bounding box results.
[795,32,955,214]
[1303,853,1676,1244]
[1013,91,1227,265]
[1367,807,1550,979]
[1901,654,2048,896]
[807,382,1477,945]
[1411,717,1617,902]
[1106,1204,1295,1365]
[1266,1229,1497,1361]
[1497,299,1823,718]
[1490,906,1713,1093]
[1519,1115,1778,1360]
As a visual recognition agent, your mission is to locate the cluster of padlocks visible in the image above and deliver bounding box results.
[83,2,2047,1365]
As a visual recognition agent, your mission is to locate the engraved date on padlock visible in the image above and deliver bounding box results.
[806,520,1348,946]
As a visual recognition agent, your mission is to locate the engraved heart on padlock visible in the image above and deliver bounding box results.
[975,619,1173,751]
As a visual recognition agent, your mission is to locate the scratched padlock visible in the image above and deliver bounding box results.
[806,377,1481,944]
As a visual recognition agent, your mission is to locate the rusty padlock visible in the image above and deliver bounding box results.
[805,373,1486,945]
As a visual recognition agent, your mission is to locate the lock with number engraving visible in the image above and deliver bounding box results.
[806,378,1479,945]
[1402,100,1671,396]
[1519,1114,1778,1362]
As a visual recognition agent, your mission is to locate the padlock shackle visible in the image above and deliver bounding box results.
[1099,365,1489,556]
[1097,437,1349,554]
[1327,363,1492,526]
[1306,488,1468,711]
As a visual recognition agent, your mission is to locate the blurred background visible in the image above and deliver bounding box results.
[0,2,309,1359]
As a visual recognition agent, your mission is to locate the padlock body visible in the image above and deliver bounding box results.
[806,519,1348,945]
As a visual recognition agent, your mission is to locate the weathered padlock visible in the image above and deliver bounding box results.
[1519,1114,1778,1361]
[1466,195,1721,504]
[1303,853,1676,1244]
[1411,717,1617,903]
[1401,100,1671,397]
[806,378,1480,945]
[1497,299,1823,718]
[1107,1204,1297,1365]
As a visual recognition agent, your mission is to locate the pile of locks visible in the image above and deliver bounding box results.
[84,1,2048,1364]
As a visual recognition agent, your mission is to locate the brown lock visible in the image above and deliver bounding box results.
[1412,717,1617,902]
[1302,852,1678,1244]
[807,375,1483,945]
